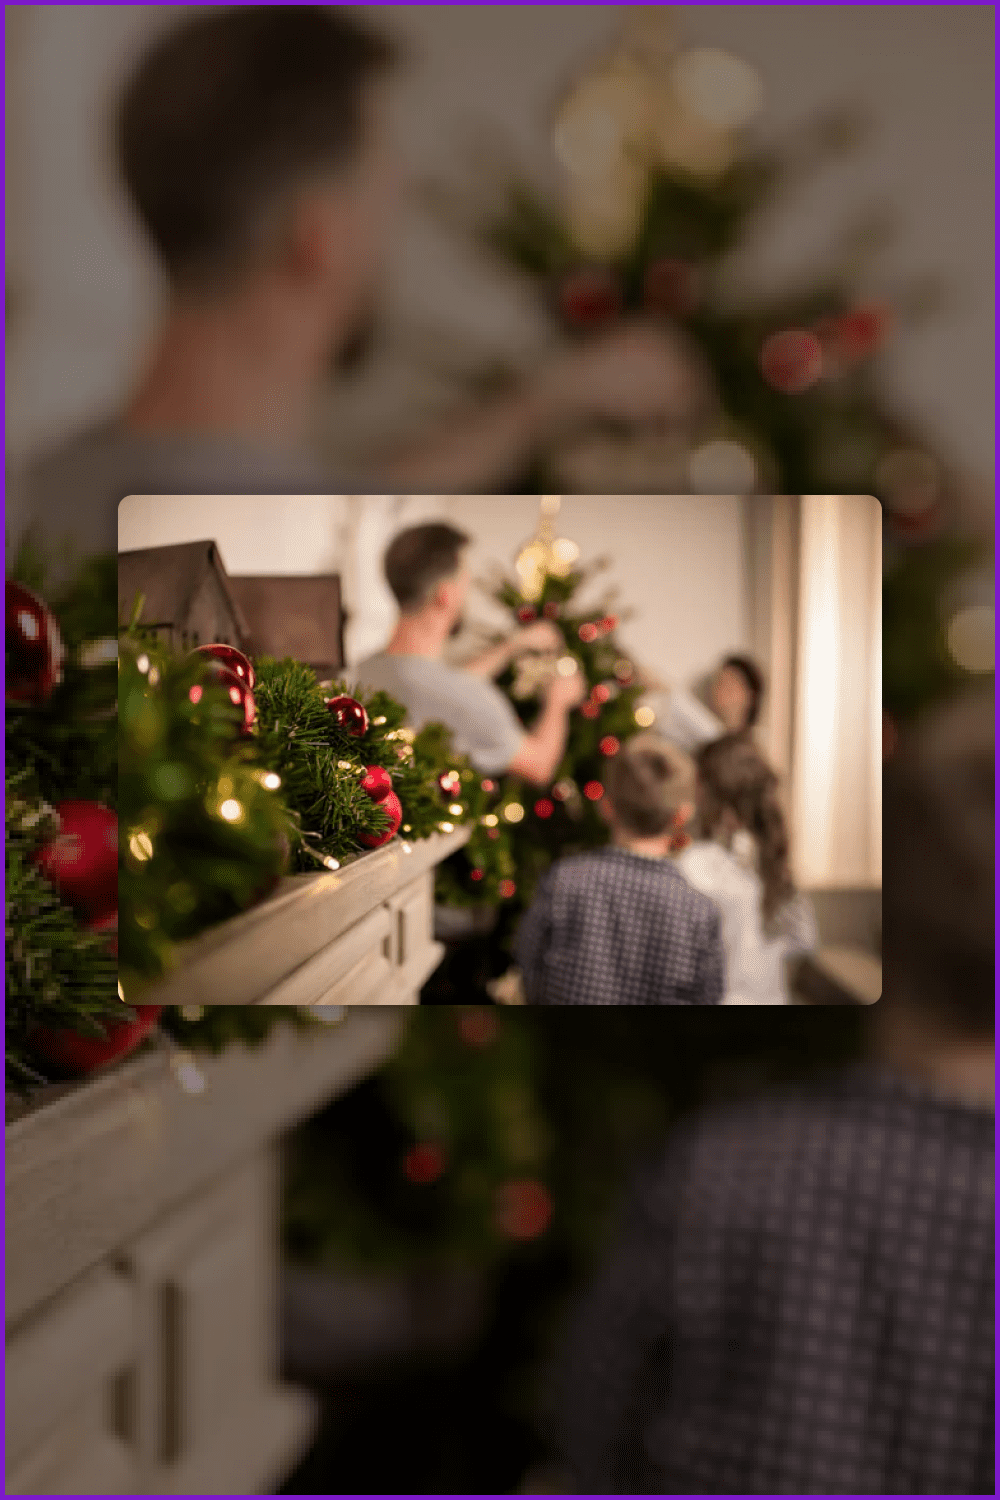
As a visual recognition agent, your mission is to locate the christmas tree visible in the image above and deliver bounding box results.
[436,497,653,937]
[436,9,958,524]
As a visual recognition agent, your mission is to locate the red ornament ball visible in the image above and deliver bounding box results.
[534,798,555,819]
[578,622,599,643]
[583,781,605,801]
[592,683,611,704]
[494,1179,553,1241]
[33,1005,163,1078]
[760,329,824,394]
[457,1008,498,1048]
[88,911,118,956]
[358,788,403,849]
[35,801,118,919]
[360,765,393,803]
[580,702,600,719]
[326,694,369,737]
[214,666,256,736]
[601,616,618,633]
[516,604,537,622]
[600,736,620,756]
[6,581,65,704]
[470,867,485,881]
[404,1142,446,1185]
[192,642,255,689]
[558,267,622,329]
[481,778,497,793]
[438,769,463,797]
[498,878,517,899]
[487,828,500,841]
[542,602,561,620]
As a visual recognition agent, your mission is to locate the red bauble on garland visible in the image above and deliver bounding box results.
[360,765,393,803]
[357,789,403,848]
[516,605,537,622]
[6,580,65,704]
[34,801,118,920]
[192,642,256,689]
[326,695,369,737]
[213,666,256,736]
[32,1006,163,1079]
[88,911,118,956]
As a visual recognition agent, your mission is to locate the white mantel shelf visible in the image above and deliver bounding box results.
[139,825,471,1008]
[5,1011,403,1495]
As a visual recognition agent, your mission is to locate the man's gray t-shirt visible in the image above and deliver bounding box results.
[354,652,525,776]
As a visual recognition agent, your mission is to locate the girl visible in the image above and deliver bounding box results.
[676,734,817,1004]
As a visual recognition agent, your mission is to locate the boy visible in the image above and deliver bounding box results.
[514,736,724,1005]
[553,688,994,1493]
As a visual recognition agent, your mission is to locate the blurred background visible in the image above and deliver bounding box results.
[5,6,993,1495]
[4,3,995,520]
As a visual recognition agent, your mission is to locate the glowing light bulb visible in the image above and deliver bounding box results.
[439,821,455,833]
[401,842,413,854]
[688,439,757,494]
[323,856,341,871]
[372,716,387,726]
[635,706,656,727]
[262,772,281,790]
[671,47,763,130]
[136,654,150,674]
[556,655,579,677]
[449,803,464,816]
[482,813,499,827]
[129,831,154,862]
[946,605,994,673]
[219,798,244,822]
[503,802,525,824]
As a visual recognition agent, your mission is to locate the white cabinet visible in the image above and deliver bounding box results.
[6,1014,402,1494]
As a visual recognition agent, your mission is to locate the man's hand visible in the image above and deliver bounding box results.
[535,323,708,430]
[544,663,587,710]
[515,619,564,655]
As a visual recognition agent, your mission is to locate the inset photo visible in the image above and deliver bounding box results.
[117,493,882,1008]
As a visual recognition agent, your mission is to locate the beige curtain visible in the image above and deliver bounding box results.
[748,495,882,889]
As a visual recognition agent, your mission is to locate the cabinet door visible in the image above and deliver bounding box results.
[5,1263,138,1495]
[260,905,394,1006]
[126,1152,315,1495]
[387,873,445,1000]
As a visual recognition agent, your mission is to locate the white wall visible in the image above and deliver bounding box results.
[116,492,751,685]
[6,5,994,484]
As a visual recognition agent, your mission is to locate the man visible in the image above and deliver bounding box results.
[355,523,585,783]
[555,688,993,1493]
[17,7,703,568]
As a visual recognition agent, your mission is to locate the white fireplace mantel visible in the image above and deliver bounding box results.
[5,1010,403,1495]
[139,825,471,1008]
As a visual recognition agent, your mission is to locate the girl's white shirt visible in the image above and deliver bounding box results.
[675,838,817,1005]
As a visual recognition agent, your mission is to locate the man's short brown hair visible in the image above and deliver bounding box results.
[384,523,470,613]
[604,734,696,838]
[117,6,397,286]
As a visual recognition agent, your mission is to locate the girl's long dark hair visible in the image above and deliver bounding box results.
[695,734,796,931]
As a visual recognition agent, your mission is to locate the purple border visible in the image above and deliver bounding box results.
[3,5,996,1500]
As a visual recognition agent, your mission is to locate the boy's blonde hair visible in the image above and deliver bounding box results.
[604,733,695,837]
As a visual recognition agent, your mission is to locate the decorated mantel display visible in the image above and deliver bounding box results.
[5,556,507,1086]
